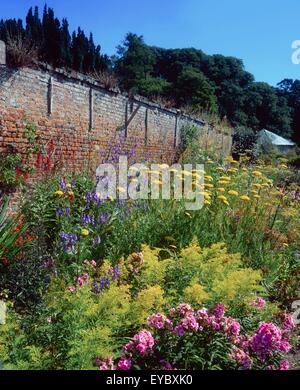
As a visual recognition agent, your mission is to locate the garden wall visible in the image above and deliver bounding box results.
[0,40,232,176]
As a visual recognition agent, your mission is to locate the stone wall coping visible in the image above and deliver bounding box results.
[38,62,206,126]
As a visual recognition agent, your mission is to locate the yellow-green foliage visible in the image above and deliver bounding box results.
[138,245,172,288]
[183,282,210,306]
[51,282,131,369]
[164,242,263,306]
[0,309,51,370]
[129,285,165,325]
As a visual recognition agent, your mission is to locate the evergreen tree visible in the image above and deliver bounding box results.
[116,33,156,92]
[60,18,72,68]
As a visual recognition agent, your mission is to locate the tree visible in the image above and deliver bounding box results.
[41,6,62,66]
[136,76,171,97]
[25,6,42,46]
[60,18,72,68]
[175,67,218,112]
[278,79,300,144]
[242,82,292,136]
[116,33,156,92]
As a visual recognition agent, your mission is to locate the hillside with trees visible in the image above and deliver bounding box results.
[0,5,299,145]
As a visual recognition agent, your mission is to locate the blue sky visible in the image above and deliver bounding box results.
[1,0,300,85]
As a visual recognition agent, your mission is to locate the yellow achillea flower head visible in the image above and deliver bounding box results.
[252,171,262,177]
[222,199,230,206]
[240,195,250,202]
[217,195,227,201]
[253,183,262,189]
[227,168,238,174]
[218,180,230,185]
[54,190,64,197]
[228,190,239,196]
[220,176,231,181]
[204,175,213,182]
[200,192,211,199]
[204,183,214,189]
[253,195,261,199]
[81,229,89,237]
[217,188,226,192]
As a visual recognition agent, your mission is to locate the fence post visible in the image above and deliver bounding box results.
[0,40,6,65]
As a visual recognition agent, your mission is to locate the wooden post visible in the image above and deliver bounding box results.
[0,40,6,65]
[124,101,128,137]
[145,108,149,145]
[48,77,53,115]
[174,114,178,148]
[89,88,94,131]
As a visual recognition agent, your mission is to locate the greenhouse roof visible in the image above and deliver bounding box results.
[258,129,295,146]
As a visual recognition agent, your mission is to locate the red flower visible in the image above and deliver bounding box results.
[1,257,9,266]
[24,171,30,182]
[45,156,52,171]
[47,140,54,156]
[15,166,22,180]
[16,237,24,246]
[36,152,44,168]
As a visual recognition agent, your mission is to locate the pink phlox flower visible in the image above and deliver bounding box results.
[251,322,284,359]
[131,330,155,356]
[68,285,76,293]
[251,297,267,310]
[96,357,115,370]
[147,313,173,330]
[174,312,199,336]
[282,313,295,333]
[77,272,89,286]
[213,303,225,319]
[279,360,290,370]
[176,303,193,317]
[230,347,252,369]
[117,357,132,370]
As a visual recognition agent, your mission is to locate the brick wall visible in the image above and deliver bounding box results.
[0,40,232,178]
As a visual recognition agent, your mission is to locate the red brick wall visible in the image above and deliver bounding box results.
[0,65,209,178]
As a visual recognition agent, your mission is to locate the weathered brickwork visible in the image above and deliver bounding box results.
[0,68,204,173]
[0,40,231,178]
